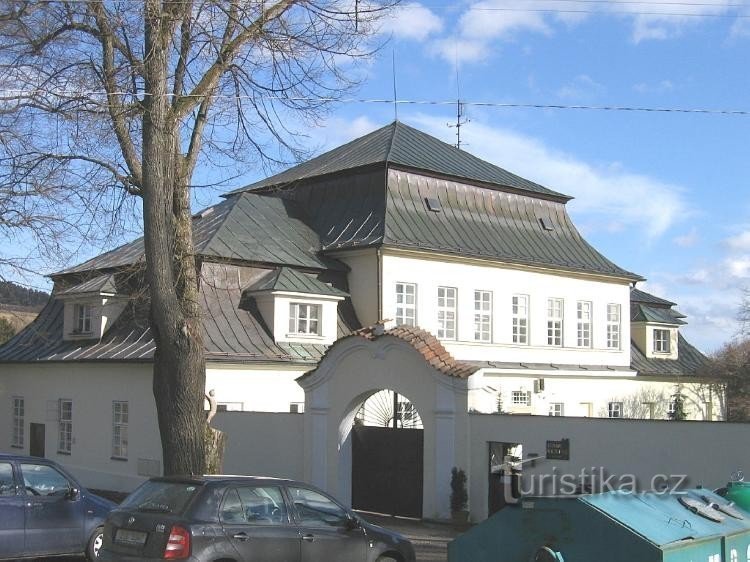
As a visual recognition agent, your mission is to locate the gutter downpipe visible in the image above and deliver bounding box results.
[377,246,383,322]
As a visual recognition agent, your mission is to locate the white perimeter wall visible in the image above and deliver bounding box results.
[213,411,304,480]
[468,413,750,521]
[206,363,307,412]
[381,251,632,366]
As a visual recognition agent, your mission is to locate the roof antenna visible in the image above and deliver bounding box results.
[447,44,469,149]
[392,50,398,121]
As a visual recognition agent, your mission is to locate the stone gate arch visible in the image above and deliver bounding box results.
[297,326,478,519]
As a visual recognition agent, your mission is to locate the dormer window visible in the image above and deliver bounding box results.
[74,303,92,334]
[653,329,671,354]
[289,303,321,336]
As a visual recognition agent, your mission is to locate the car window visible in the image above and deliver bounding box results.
[119,480,202,514]
[221,486,288,525]
[288,487,349,527]
[0,463,16,497]
[20,464,71,497]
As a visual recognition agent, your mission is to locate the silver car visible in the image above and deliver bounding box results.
[98,475,415,562]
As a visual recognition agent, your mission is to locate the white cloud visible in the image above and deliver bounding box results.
[430,0,553,63]
[409,114,689,239]
[557,74,605,101]
[726,230,750,251]
[612,0,743,43]
[727,256,750,278]
[674,227,699,248]
[380,3,444,42]
[633,80,675,94]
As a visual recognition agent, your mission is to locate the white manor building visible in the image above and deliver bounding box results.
[0,122,717,518]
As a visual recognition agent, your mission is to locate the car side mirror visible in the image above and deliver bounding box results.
[67,487,80,501]
[345,515,361,530]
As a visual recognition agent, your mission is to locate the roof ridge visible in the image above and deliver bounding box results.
[384,120,399,164]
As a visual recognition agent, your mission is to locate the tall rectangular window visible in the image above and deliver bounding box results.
[395,282,417,327]
[547,298,563,346]
[437,287,457,340]
[58,399,72,454]
[474,290,492,342]
[12,397,24,448]
[654,329,671,353]
[74,303,92,333]
[112,401,128,459]
[512,295,529,344]
[607,304,621,349]
[289,303,321,335]
[577,301,592,347]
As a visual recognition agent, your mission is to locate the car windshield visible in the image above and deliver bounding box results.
[120,481,202,515]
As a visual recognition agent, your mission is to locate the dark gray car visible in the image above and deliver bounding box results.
[0,453,115,560]
[98,475,415,562]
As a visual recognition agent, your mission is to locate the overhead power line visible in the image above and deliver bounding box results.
[1,89,749,116]
[19,0,750,19]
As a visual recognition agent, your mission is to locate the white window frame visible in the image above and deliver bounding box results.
[74,303,92,334]
[12,397,24,448]
[474,290,492,342]
[547,298,564,346]
[512,295,529,345]
[607,303,621,350]
[395,282,417,327]
[112,401,128,459]
[577,301,592,348]
[58,399,72,454]
[608,401,623,419]
[549,403,564,417]
[511,390,530,406]
[437,287,457,340]
[288,302,321,336]
[654,329,671,353]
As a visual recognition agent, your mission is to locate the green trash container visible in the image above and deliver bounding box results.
[725,479,750,513]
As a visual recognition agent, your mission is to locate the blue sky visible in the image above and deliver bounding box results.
[20,0,749,354]
[255,0,749,353]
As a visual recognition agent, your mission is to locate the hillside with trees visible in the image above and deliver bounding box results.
[0,281,48,309]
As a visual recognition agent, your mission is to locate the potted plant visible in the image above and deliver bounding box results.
[450,467,469,523]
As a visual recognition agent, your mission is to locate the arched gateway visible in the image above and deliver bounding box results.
[297,326,478,519]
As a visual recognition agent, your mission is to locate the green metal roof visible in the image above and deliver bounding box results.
[55,192,345,276]
[244,267,349,297]
[227,121,569,201]
[632,304,687,325]
[631,333,708,377]
[581,490,750,548]
[631,288,677,307]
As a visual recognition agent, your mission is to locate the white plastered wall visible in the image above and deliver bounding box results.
[205,363,307,412]
[0,362,160,492]
[380,251,632,366]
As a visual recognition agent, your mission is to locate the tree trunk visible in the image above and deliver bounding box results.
[143,1,207,476]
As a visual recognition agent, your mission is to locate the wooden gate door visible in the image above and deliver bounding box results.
[351,425,423,518]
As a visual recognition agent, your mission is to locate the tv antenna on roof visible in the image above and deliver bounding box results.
[447,46,469,149]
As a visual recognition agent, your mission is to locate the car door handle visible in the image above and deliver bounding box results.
[302,534,315,542]
[232,532,250,542]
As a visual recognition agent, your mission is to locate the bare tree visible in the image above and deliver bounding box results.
[602,387,669,419]
[0,0,394,474]
[703,339,750,422]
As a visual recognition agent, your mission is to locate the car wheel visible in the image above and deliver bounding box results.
[86,526,104,560]
[376,556,399,562]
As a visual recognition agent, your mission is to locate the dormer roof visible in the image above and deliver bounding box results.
[57,274,119,297]
[244,267,348,297]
